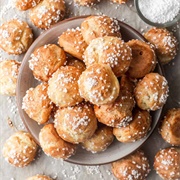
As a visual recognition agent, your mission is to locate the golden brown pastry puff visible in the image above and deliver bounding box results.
[126,39,156,79]
[0,60,21,96]
[144,27,178,64]
[29,44,66,82]
[47,66,83,107]
[15,0,42,11]
[58,27,88,60]
[113,108,152,142]
[81,15,121,45]
[54,102,97,144]
[111,0,127,4]
[81,125,114,153]
[134,73,169,111]
[2,131,38,167]
[94,75,135,128]
[26,174,52,180]
[0,19,33,55]
[84,36,132,77]
[160,108,180,146]
[78,63,120,105]
[154,147,180,180]
[112,150,150,180]
[29,0,65,29]
[74,0,99,6]
[22,83,53,124]
[66,58,86,72]
[39,123,76,159]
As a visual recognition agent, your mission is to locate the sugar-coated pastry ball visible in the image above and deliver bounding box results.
[26,174,52,180]
[48,66,83,107]
[127,39,156,79]
[29,44,66,82]
[134,73,169,111]
[15,0,41,11]
[78,63,120,105]
[29,0,65,29]
[2,131,38,167]
[39,124,76,159]
[54,102,97,144]
[84,36,132,77]
[0,60,21,96]
[0,19,33,55]
[144,27,178,64]
[154,147,180,180]
[81,125,114,153]
[113,108,152,142]
[160,108,180,146]
[81,15,121,45]
[112,150,150,180]
[22,83,53,124]
[58,27,88,60]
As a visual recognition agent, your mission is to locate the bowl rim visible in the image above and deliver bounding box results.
[134,0,180,27]
[16,15,164,166]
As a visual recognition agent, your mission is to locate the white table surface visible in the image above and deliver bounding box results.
[0,0,179,179]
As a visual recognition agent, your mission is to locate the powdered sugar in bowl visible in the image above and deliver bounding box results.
[134,0,180,27]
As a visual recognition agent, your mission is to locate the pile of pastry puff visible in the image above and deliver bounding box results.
[1,15,179,180]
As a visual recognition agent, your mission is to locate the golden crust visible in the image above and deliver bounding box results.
[160,108,180,146]
[81,15,121,44]
[112,150,150,180]
[39,124,76,159]
[26,174,52,180]
[29,0,65,29]
[16,0,42,11]
[0,60,21,96]
[2,131,38,167]
[58,27,88,60]
[81,125,114,153]
[0,19,33,55]
[54,102,97,144]
[154,147,180,180]
[126,39,157,79]
[22,83,53,124]
[113,108,152,142]
[110,0,127,4]
[94,75,135,128]
[29,44,66,82]
[144,27,178,64]
[134,73,169,111]
[74,0,98,6]
[66,58,86,72]
[78,63,120,105]
[84,36,132,77]
[47,66,83,107]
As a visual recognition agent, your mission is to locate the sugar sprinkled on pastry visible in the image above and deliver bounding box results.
[78,63,120,105]
[2,131,38,167]
[134,73,169,111]
[111,150,150,180]
[154,147,180,180]
[84,36,132,77]
[0,19,33,55]
[54,102,97,144]
[47,66,83,107]
[0,60,21,96]
[15,0,42,11]
[74,0,100,6]
[39,123,77,159]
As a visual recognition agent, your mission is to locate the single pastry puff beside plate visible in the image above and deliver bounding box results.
[26,174,52,180]
[84,36,132,77]
[47,66,83,107]
[81,15,121,44]
[0,19,33,55]
[112,150,150,180]
[54,102,97,144]
[78,63,120,105]
[134,73,169,111]
[39,123,76,159]
[2,131,38,167]
[22,83,53,124]
[154,147,180,180]
[159,108,180,146]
